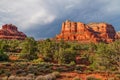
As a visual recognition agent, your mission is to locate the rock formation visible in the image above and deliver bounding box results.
[116,31,120,39]
[0,24,27,40]
[56,20,116,43]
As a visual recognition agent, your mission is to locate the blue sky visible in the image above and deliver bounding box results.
[0,0,120,39]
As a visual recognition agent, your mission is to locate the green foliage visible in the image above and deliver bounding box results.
[36,39,120,72]
[0,38,120,73]
[37,39,76,62]
[57,48,77,64]
[0,50,9,61]
[69,61,76,66]
[32,58,44,64]
[20,52,38,60]
[0,69,4,75]
[86,76,101,80]
[20,37,38,60]
[0,39,22,52]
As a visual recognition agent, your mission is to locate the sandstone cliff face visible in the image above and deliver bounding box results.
[0,24,27,40]
[116,31,120,39]
[56,20,116,43]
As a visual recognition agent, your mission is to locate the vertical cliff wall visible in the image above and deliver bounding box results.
[56,20,116,43]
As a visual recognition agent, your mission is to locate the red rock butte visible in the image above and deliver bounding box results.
[0,24,27,40]
[56,20,117,43]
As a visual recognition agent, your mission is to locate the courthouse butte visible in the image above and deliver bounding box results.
[56,20,118,43]
[0,24,26,40]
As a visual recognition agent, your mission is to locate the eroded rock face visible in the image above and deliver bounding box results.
[56,20,116,43]
[116,31,120,39]
[0,24,27,40]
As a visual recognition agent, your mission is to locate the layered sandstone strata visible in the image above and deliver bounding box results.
[56,20,116,43]
[0,24,27,40]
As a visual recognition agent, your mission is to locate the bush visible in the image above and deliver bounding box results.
[0,50,9,61]
[2,76,8,80]
[44,74,55,80]
[57,48,77,64]
[35,72,60,80]
[16,69,25,75]
[52,71,60,78]
[8,75,16,80]
[20,37,38,60]
[115,74,120,79]
[27,74,35,79]
[0,69,4,75]
[86,76,101,80]
[15,77,27,80]
[4,71,11,77]
[32,58,44,64]
[69,61,76,66]
[108,78,115,80]
[35,76,45,80]
[73,76,82,80]
[19,52,38,60]
[75,65,83,72]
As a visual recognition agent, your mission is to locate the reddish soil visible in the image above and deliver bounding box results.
[9,55,19,61]
[58,72,115,80]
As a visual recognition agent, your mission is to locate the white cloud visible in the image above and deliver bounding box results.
[0,0,57,30]
[0,0,120,33]
[29,11,56,25]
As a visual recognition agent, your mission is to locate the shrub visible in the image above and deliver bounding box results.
[27,74,35,79]
[2,76,8,80]
[86,76,101,80]
[35,72,60,80]
[115,74,120,79]
[69,61,76,66]
[73,76,82,80]
[0,69,4,75]
[4,71,11,77]
[20,37,38,60]
[50,73,56,79]
[8,75,16,80]
[15,77,27,80]
[0,50,9,61]
[32,58,44,64]
[58,49,77,64]
[52,71,60,78]
[35,76,45,80]
[75,65,83,72]
[19,52,38,60]
[44,74,54,80]
[108,78,115,80]
[16,69,25,75]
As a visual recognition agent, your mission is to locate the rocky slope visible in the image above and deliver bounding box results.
[56,20,116,43]
[0,24,27,40]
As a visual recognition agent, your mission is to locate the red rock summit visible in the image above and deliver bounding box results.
[0,24,27,40]
[56,20,116,43]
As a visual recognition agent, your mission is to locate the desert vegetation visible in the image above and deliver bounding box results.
[0,37,120,79]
